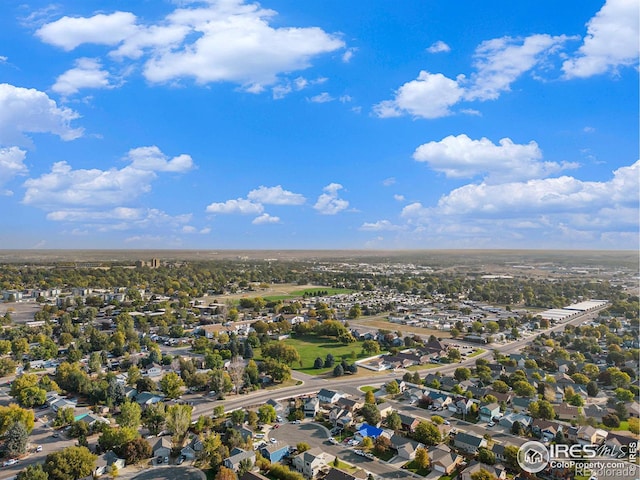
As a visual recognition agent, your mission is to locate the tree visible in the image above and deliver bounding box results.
[529,400,555,420]
[121,437,152,465]
[471,468,497,480]
[5,421,29,458]
[373,435,391,455]
[491,380,509,394]
[503,445,520,472]
[362,340,380,355]
[227,357,246,394]
[478,447,496,465]
[386,411,401,430]
[385,380,400,395]
[414,447,429,469]
[215,466,237,480]
[53,407,75,428]
[296,442,310,453]
[313,357,324,369]
[127,366,141,386]
[348,305,362,319]
[247,410,259,429]
[118,401,141,429]
[136,377,156,393]
[258,404,277,424]
[360,404,381,426]
[324,354,335,368]
[513,381,536,397]
[628,417,639,434]
[447,348,461,362]
[98,427,138,452]
[365,390,376,405]
[413,421,441,446]
[0,403,35,435]
[333,364,344,377]
[142,402,165,436]
[159,372,184,399]
[230,409,245,425]
[17,465,49,480]
[454,367,471,381]
[166,404,192,446]
[44,446,96,480]
[602,414,621,428]
[586,381,599,397]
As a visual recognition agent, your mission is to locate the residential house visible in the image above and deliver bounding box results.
[377,402,393,418]
[181,437,204,460]
[152,437,171,459]
[293,447,335,478]
[144,363,163,377]
[430,444,463,475]
[224,448,256,471]
[479,402,500,422]
[355,423,384,442]
[76,413,110,428]
[454,398,476,416]
[324,468,357,480]
[304,397,319,418]
[94,451,125,477]
[499,412,532,430]
[403,388,424,405]
[394,435,425,460]
[266,398,284,412]
[240,472,270,480]
[576,426,608,446]
[135,391,165,408]
[491,444,506,464]
[336,397,363,412]
[531,419,563,440]
[398,413,420,432]
[439,376,459,392]
[461,461,507,480]
[233,426,254,443]
[485,390,512,405]
[260,443,290,463]
[511,397,533,412]
[428,392,453,410]
[582,404,608,423]
[318,389,344,405]
[454,432,488,455]
[554,404,581,421]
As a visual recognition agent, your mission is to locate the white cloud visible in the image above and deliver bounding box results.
[413,134,579,182]
[247,185,305,205]
[0,56,7,64]
[426,41,450,53]
[126,146,194,172]
[313,183,349,215]
[205,198,264,215]
[52,58,113,96]
[382,177,396,186]
[360,220,402,231]
[252,213,280,224]
[393,194,405,201]
[0,147,28,195]
[182,225,197,233]
[200,227,211,234]
[22,146,193,218]
[373,71,464,119]
[35,11,137,50]
[342,48,357,62]
[46,207,191,232]
[309,92,334,103]
[36,2,345,92]
[465,34,573,101]
[563,0,639,78]
[0,83,83,145]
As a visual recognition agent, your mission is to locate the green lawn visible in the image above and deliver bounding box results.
[468,349,486,358]
[359,386,379,393]
[256,335,367,375]
[404,460,430,476]
[263,288,354,301]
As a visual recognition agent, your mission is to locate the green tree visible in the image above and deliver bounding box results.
[159,372,184,399]
[478,447,496,465]
[365,390,376,404]
[385,380,400,395]
[386,411,401,430]
[470,468,496,480]
[258,404,277,424]
[17,464,49,480]
[166,404,192,446]
[230,410,245,425]
[503,445,521,472]
[447,348,461,362]
[53,407,75,428]
[121,437,152,465]
[491,380,509,393]
[98,427,138,452]
[44,446,96,480]
[296,442,310,453]
[454,367,471,381]
[362,340,380,355]
[413,421,441,446]
[127,366,141,386]
[360,404,381,426]
[414,447,429,469]
[5,421,29,457]
[118,401,141,429]
[0,404,35,435]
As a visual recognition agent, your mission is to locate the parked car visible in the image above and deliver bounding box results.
[36,445,43,452]
[177,455,185,465]
[3,459,18,467]
[163,456,169,464]
[488,422,495,427]
[156,456,164,464]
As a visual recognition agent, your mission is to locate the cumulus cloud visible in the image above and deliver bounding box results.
[359,220,402,231]
[252,213,280,224]
[426,41,450,53]
[0,83,83,145]
[313,183,349,215]
[35,11,138,50]
[0,147,28,195]
[37,2,345,92]
[52,58,113,96]
[23,147,191,214]
[413,134,579,182]
[205,198,264,215]
[247,185,305,205]
[309,92,334,103]
[393,194,405,201]
[373,71,464,119]
[382,177,396,186]
[46,207,191,232]
[563,0,639,78]
[126,146,194,172]
[465,34,573,101]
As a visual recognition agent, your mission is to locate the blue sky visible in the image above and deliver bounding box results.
[0,0,637,250]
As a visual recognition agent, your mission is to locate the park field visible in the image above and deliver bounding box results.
[256,334,369,375]
[262,287,354,302]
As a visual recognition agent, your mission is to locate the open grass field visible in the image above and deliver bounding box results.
[263,287,354,302]
[350,317,452,339]
[256,334,367,375]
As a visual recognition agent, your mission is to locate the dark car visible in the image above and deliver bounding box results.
[157,456,164,464]
[177,455,186,465]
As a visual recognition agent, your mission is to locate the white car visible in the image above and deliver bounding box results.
[36,445,43,452]
[270,438,277,444]
[487,422,495,427]
[3,459,18,467]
